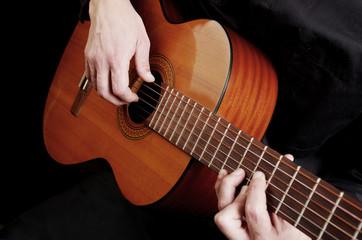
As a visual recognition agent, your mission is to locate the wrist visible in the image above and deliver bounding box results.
[89,0,132,21]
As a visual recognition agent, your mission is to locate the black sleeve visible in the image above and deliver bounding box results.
[79,0,90,22]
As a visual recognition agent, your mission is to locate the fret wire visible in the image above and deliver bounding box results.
[137,103,354,239]
[174,126,341,240]
[182,104,203,151]
[168,95,185,141]
[353,221,362,240]
[275,166,301,215]
[136,83,361,232]
[317,192,344,240]
[143,83,362,227]
[162,91,180,137]
[148,85,169,128]
[266,155,282,188]
[295,178,321,228]
[222,129,242,171]
[133,100,353,239]
[211,123,230,168]
[138,84,360,228]
[140,80,361,213]
[190,111,212,156]
[137,94,353,240]
[185,135,331,239]
[267,205,318,239]
[202,117,221,168]
[138,86,361,232]
[239,137,253,170]
[174,100,193,147]
[154,88,174,132]
[247,145,267,185]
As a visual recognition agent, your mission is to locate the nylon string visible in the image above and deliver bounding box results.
[129,80,360,238]
[136,80,361,223]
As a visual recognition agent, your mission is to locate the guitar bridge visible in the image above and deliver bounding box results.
[71,72,92,117]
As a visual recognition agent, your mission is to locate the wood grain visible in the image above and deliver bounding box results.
[43,0,277,215]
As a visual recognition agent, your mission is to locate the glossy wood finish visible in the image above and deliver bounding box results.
[43,0,277,216]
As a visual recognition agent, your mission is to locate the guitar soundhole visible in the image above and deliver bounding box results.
[128,70,163,124]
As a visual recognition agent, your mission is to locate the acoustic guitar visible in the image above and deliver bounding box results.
[43,0,361,239]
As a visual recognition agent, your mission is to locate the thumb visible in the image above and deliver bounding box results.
[135,39,154,83]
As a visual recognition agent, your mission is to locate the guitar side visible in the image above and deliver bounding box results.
[43,0,278,216]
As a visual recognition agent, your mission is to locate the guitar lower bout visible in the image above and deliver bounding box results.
[43,3,278,215]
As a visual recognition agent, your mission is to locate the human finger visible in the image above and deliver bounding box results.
[135,36,154,83]
[87,61,97,90]
[111,62,139,104]
[214,185,250,240]
[245,171,275,238]
[215,169,228,197]
[217,168,245,211]
[95,65,127,106]
[284,154,294,161]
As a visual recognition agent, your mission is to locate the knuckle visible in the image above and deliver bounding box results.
[85,50,105,67]
[97,90,106,99]
[112,85,126,98]
[218,199,228,210]
[214,181,220,192]
[222,175,236,187]
[84,47,95,61]
[214,212,228,229]
[110,57,128,72]
[143,37,151,48]
[96,85,107,98]
[245,204,261,222]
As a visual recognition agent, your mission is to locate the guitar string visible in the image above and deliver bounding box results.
[134,80,361,232]
[131,97,343,240]
[139,90,358,239]
[139,80,355,206]
[130,89,354,238]
[136,80,362,221]
[134,80,361,227]
[136,104,328,240]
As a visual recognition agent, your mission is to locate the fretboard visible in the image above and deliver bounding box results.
[143,83,362,240]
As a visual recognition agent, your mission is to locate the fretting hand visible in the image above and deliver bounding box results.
[214,155,310,240]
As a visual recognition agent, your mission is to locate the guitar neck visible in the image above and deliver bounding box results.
[141,82,361,240]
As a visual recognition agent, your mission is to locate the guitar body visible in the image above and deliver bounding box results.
[43,0,277,216]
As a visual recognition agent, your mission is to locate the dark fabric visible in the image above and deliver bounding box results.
[195,0,362,200]
[198,0,362,156]
[0,172,147,240]
[0,171,226,240]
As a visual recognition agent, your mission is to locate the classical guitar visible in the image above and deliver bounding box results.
[43,0,361,239]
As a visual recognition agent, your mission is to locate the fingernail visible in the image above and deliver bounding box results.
[234,168,244,176]
[253,171,265,179]
[218,169,227,178]
[147,72,155,81]
[240,185,248,194]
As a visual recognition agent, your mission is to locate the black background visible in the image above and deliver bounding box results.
[0,0,94,224]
